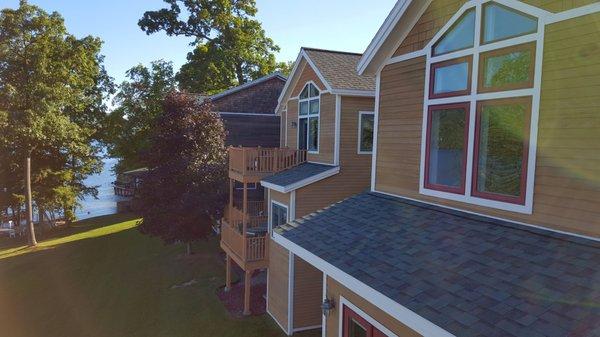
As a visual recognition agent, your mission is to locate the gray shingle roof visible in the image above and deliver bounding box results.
[276,192,600,337]
[304,48,376,92]
[261,163,337,188]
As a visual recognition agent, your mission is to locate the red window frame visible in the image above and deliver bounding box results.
[471,97,531,205]
[429,56,473,99]
[343,306,388,337]
[424,102,471,195]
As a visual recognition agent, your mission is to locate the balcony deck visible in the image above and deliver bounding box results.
[228,147,307,183]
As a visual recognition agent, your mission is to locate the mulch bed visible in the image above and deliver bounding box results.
[216,280,267,317]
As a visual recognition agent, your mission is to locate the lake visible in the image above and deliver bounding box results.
[76,157,127,220]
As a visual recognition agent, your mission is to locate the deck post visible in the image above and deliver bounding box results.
[225,254,232,292]
[242,182,248,260]
[243,269,252,316]
[229,178,233,209]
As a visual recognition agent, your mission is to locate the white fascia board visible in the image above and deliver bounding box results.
[260,166,340,193]
[272,232,455,337]
[357,0,414,75]
[330,89,376,97]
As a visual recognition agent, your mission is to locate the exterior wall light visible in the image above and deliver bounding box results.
[321,298,335,317]
[291,121,297,129]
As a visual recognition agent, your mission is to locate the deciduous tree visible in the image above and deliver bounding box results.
[137,92,228,254]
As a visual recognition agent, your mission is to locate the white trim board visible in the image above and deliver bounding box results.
[338,297,399,337]
[267,308,289,335]
[272,232,455,337]
[287,250,295,335]
[334,95,342,165]
[293,325,322,333]
[260,166,340,193]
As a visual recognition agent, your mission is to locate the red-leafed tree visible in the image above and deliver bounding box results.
[137,92,228,254]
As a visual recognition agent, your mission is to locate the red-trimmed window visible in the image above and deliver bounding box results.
[430,56,472,99]
[343,306,388,337]
[424,103,470,194]
[472,97,531,204]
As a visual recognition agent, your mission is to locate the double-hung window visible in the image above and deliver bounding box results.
[298,83,320,152]
[422,1,541,213]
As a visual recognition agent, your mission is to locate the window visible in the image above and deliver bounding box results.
[358,112,375,153]
[430,56,472,98]
[482,2,537,44]
[479,42,535,93]
[235,182,257,190]
[424,103,469,194]
[433,8,475,56]
[422,2,541,212]
[343,306,389,337]
[298,83,320,152]
[473,98,530,204]
[270,202,288,230]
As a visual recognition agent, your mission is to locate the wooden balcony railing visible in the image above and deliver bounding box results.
[221,220,268,262]
[229,147,307,177]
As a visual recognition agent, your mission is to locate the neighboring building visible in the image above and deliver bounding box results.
[267,1,600,337]
[219,48,376,324]
[211,72,286,148]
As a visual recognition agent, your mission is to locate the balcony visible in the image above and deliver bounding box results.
[228,147,307,182]
[221,202,269,268]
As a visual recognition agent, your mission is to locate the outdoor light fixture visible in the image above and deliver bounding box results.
[291,121,297,129]
[321,298,335,317]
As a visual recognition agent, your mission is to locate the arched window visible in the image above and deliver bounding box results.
[422,1,542,213]
[298,82,320,152]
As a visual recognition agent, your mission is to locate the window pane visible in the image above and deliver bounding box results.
[433,9,475,56]
[299,101,309,116]
[272,204,287,227]
[483,3,537,44]
[298,118,308,150]
[360,114,374,152]
[475,102,527,200]
[433,61,470,95]
[427,107,467,191]
[308,117,319,151]
[348,319,367,337]
[309,99,319,114]
[309,84,319,97]
[300,85,309,99]
[482,47,533,91]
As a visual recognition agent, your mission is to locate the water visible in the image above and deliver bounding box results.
[76,157,127,220]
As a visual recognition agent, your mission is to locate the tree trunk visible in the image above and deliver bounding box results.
[235,62,245,85]
[25,157,37,246]
[186,242,192,256]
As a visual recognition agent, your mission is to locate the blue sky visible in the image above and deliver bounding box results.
[2,0,396,84]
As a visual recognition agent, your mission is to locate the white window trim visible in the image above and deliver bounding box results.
[297,81,321,154]
[357,111,375,154]
[269,200,289,233]
[419,0,544,214]
[338,296,400,337]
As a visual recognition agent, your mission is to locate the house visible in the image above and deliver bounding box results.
[267,1,600,337]
[219,48,376,323]
[211,72,286,148]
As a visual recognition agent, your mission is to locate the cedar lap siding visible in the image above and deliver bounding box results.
[211,74,285,148]
[267,49,375,333]
[376,1,600,238]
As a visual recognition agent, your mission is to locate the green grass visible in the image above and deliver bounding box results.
[0,214,289,337]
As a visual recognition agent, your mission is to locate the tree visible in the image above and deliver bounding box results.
[0,1,113,240]
[139,0,283,94]
[106,60,176,173]
[137,92,228,254]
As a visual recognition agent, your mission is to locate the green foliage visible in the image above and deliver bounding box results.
[106,60,176,173]
[0,1,113,221]
[137,92,228,245]
[139,0,282,94]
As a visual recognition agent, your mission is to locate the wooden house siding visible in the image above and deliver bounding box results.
[286,100,299,150]
[324,277,422,337]
[293,256,323,329]
[376,12,600,237]
[291,60,327,97]
[521,0,600,12]
[267,239,290,332]
[270,189,290,208]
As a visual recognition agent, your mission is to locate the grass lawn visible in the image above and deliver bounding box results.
[0,214,303,337]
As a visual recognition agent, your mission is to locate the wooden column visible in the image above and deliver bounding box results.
[243,269,252,316]
[225,254,232,292]
[242,182,248,259]
[229,178,233,213]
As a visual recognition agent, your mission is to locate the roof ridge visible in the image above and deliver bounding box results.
[302,47,363,56]
[210,72,287,100]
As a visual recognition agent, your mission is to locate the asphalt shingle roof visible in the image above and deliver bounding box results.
[304,48,376,92]
[276,192,600,337]
[261,163,337,188]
